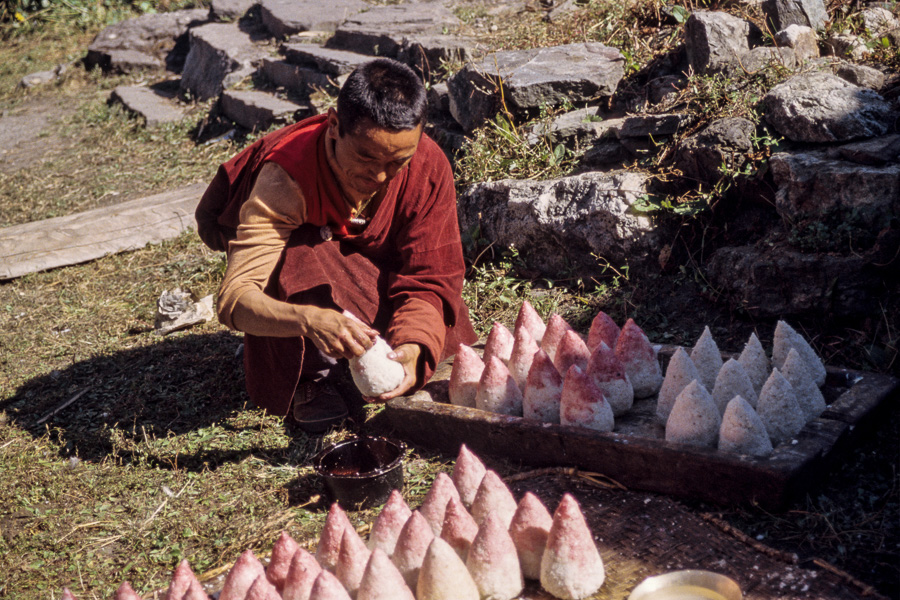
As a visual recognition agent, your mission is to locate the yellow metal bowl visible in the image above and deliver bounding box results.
[628,570,742,600]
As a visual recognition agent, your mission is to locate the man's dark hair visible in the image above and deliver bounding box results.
[336,58,427,136]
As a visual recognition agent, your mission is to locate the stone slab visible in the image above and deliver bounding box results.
[180,22,265,100]
[109,86,185,127]
[259,0,367,37]
[220,89,307,130]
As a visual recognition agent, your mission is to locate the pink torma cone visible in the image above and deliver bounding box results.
[451,444,487,509]
[114,581,142,600]
[509,492,554,580]
[515,299,546,345]
[357,548,416,600]
[367,489,412,556]
[440,496,479,561]
[220,550,267,600]
[560,365,614,433]
[416,537,481,600]
[587,311,620,351]
[336,527,371,598]
[615,319,662,399]
[308,570,352,600]
[267,531,300,592]
[483,322,515,365]
[541,314,574,364]
[181,579,209,600]
[164,559,202,600]
[419,472,462,536]
[587,342,634,416]
[316,503,354,572]
[476,356,524,416]
[470,470,518,528]
[523,348,563,423]
[540,494,605,600]
[554,330,591,376]
[61,589,78,600]
[508,325,540,389]
[246,574,282,600]
[448,344,485,408]
[466,511,524,600]
[283,548,323,600]
[391,510,435,589]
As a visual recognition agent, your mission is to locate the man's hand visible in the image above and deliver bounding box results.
[302,306,378,359]
[369,343,422,403]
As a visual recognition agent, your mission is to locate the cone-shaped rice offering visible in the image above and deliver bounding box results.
[246,575,283,600]
[772,320,826,386]
[267,531,300,591]
[615,319,663,398]
[391,511,435,589]
[336,527,371,598]
[665,380,722,448]
[712,358,758,414]
[509,492,554,581]
[451,444,487,509]
[541,314,574,364]
[416,537,481,600]
[483,322,515,365]
[540,494,605,600]
[220,550,267,600]
[515,300,546,345]
[476,356,524,416]
[283,548,322,600]
[317,503,354,572]
[165,559,202,600]
[656,347,701,424]
[718,396,773,457]
[554,330,591,376]
[308,570,352,600]
[368,490,412,557]
[466,511,524,600]
[61,589,78,600]
[738,332,770,394]
[586,342,634,416]
[440,496,479,561]
[523,349,563,423]
[508,326,540,389]
[587,311,620,351]
[449,344,485,408]
[781,348,826,421]
[690,326,724,393]
[419,472,462,536]
[114,581,142,600]
[560,365,614,433]
[470,470,518,528]
[357,548,416,600]
[182,580,208,600]
[757,368,806,446]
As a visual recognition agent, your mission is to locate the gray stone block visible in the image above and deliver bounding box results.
[684,10,756,75]
[210,0,259,21]
[109,86,185,127]
[180,22,266,100]
[259,0,367,37]
[774,24,819,61]
[220,89,309,130]
[259,57,342,94]
[835,63,885,90]
[761,0,828,31]
[675,117,756,184]
[281,44,370,76]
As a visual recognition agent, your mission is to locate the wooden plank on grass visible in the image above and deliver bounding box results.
[0,183,207,281]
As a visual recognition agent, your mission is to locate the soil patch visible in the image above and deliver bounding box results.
[0,96,78,175]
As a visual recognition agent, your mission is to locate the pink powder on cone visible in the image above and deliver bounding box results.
[419,472,462,536]
[483,322,515,365]
[181,579,209,600]
[357,548,416,600]
[246,574,282,600]
[615,319,662,398]
[220,550,267,600]
[476,356,524,416]
[508,326,540,389]
[509,492,554,580]
[164,559,201,600]
[308,570,352,600]
[113,581,142,600]
[416,538,481,600]
[448,344,485,408]
[336,527,371,598]
[586,341,634,416]
[440,496,479,561]
[283,548,322,600]
[391,511,435,589]
[523,349,563,423]
[560,365,614,432]
[61,589,78,600]
[470,470,518,528]
[316,503,354,572]
[267,531,300,591]
[541,314,574,364]
[515,300,546,345]
[367,489,412,557]
[466,511,524,600]
[587,311,620,351]
[451,444,487,509]
[554,330,591,376]
[540,494,605,600]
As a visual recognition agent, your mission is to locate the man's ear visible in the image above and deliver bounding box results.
[326,108,340,139]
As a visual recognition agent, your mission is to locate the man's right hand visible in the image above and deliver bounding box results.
[301,306,378,359]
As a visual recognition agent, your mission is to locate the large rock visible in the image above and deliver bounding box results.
[281,44,370,77]
[109,86,185,127]
[675,117,756,184]
[259,0,367,37]
[219,90,308,130]
[683,10,756,75]
[761,0,828,31]
[763,72,893,142]
[457,171,655,273]
[258,58,340,95]
[210,0,259,21]
[180,23,266,100]
[774,24,819,61]
[447,43,624,132]
[528,108,623,149]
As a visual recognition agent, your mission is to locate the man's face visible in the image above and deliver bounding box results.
[326,109,422,199]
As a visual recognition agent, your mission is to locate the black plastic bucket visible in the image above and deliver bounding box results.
[313,436,405,510]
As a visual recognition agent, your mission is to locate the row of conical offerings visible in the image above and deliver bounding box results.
[62,445,604,600]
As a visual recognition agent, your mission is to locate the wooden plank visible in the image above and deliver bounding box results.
[0,182,207,280]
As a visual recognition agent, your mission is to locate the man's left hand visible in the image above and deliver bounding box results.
[368,343,422,403]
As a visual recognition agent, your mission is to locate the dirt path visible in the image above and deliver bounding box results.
[0,95,78,175]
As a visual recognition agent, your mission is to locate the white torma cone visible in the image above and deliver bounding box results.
[470,470,519,528]
[615,319,663,398]
[282,548,323,600]
[308,570,352,600]
[560,365,614,433]
[441,496,479,561]
[541,314,575,364]
[523,348,563,423]
[483,322,515,365]
[451,444,487,509]
[712,358,758,414]
[718,395,773,457]
[690,326,724,393]
[246,575,282,600]
[219,550,267,600]
[316,503,354,572]
[356,548,416,600]
[114,582,142,600]
[665,379,722,448]
[781,348,826,421]
[554,330,591,376]
[476,356,524,416]
[61,590,78,600]
[587,310,620,352]
[757,368,806,446]
[656,347,701,425]
[466,511,525,600]
[448,344,485,408]
[738,332,770,395]
[418,472,462,536]
[587,342,634,416]
[267,531,300,592]
[368,490,412,557]
[335,527,371,598]
[772,320,826,387]
[508,326,540,389]
[515,299,546,345]
[416,537,481,600]
[509,492,554,581]
[540,494,605,600]
[391,511,435,590]
[164,559,203,600]
[349,336,405,397]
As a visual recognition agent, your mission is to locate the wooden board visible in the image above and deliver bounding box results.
[0,182,207,280]
[384,348,898,510]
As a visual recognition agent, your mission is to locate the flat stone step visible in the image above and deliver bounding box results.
[220,89,309,130]
[110,86,186,127]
